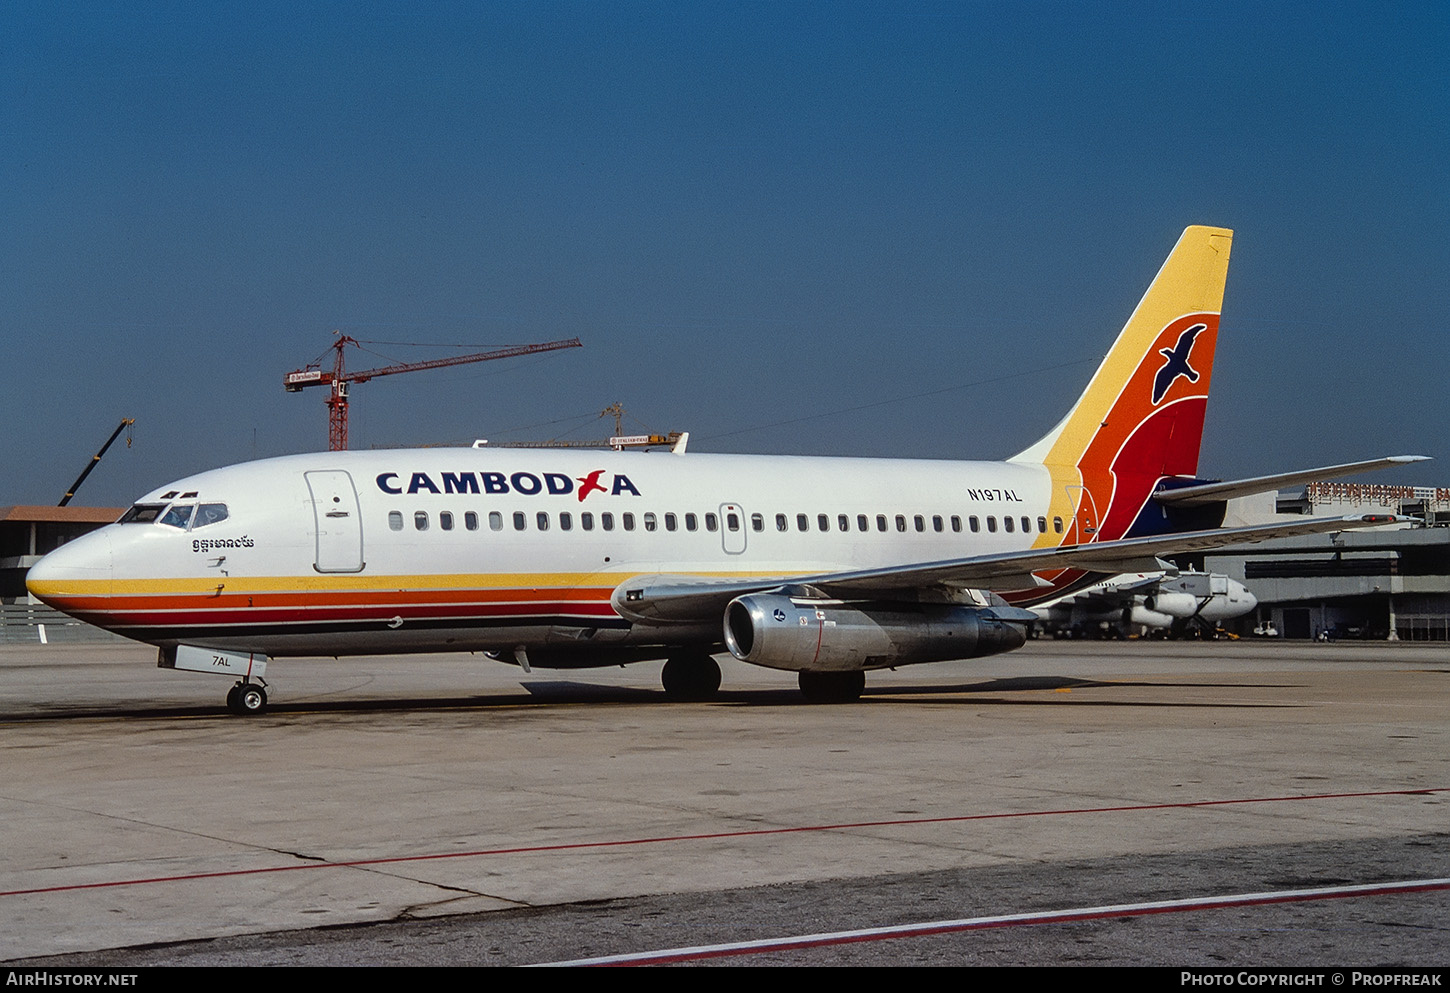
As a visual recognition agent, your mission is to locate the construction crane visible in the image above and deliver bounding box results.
[490,402,686,451]
[59,418,134,507]
[284,333,582,451]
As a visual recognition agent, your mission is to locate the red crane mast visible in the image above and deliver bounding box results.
[285,333,583,451]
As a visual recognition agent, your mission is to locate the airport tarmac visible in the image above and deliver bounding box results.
[1,639,1446,966]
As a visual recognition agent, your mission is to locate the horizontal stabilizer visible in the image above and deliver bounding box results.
[1153,456,1431,506]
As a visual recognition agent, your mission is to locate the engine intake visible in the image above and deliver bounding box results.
[724,593,1027,673]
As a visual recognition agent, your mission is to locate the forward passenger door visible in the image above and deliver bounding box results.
[306,470,365,573]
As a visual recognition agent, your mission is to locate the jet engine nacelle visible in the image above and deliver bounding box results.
[1141,591,1199,619]
[1127,605,1177,629]
[723,593,1027,673]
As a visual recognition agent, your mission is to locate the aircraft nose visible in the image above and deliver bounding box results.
[26,529,114,605]
[1235,582,1257,611]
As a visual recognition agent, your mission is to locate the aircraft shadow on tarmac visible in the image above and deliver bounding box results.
[3,674,1308,721]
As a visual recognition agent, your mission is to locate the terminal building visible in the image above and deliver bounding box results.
[1,505,123,643]
[1,505,123,600]
[1203,482,1450,641]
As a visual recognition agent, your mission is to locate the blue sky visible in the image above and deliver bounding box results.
[3,1,1445,506]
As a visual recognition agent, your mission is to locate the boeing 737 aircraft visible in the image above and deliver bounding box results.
[1031,571,1257,639]
[27,226,1424,713]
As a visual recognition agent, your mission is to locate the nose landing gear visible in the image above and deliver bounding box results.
[160,646,272,717]
[226,681,269,715]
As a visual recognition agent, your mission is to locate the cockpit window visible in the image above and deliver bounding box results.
[193,503,229,528]
[119,504,166,524]
[158,504,195,529]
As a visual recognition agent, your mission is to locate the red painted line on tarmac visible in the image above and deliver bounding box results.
[3,787,1442,899]
[537,877,1450,966]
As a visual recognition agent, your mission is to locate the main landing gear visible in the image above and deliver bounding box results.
[661,651,722,701]
[798,670,866,703]
[225,681,268,716]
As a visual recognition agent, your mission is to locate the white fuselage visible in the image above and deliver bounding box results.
[28,448,1072,658]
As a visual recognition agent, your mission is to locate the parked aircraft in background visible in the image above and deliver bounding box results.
[27,226,1422,713]
[1031,570,1256,639]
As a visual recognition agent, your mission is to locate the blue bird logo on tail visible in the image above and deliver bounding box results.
[1152,323,1206,404]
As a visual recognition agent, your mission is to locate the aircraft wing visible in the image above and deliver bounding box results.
[613,514,1406,626]
[780,514,1405,595]
[1093,574,1163,596]
[1048,590,1129,613]
[1050,574,1162,611]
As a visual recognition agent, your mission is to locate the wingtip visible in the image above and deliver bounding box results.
[1341,513,1417,526]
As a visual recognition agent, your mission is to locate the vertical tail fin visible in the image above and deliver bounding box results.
[1013,225,1233,543]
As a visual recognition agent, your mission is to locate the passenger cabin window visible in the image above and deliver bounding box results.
[895,515,906,532]
[623,513,636,531]
[838,514,850,532]
[951,515,962,533]
[1004,516,1014,533]
[685,513,697,532]
[987,516,997,532]
[857,514,868,532]
[932,515,943,532]
[876,514,887,532]
[602,512,615,531]
[415,511,429,531]
[1053,517,1063,533]
[440,511,454,531]
[388,511,403,531]
[513,512,526,531]
[560,511,573,531]
[818,514,829,532]
[705,513,718,532]
[914,515,925,533]
[536,512,549,531]
[665,513,678,532]
[644,512,657,532]
[797,513,809,532]
[489,511,503,531]
[970,516,980,533]
[751,513,763,532]
[465,511,479,531]
[1037,516,1047,533]
[1021,516,1031,533]
[159,505,194,530]
[776,513,788,532]
[582,512,595,531]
